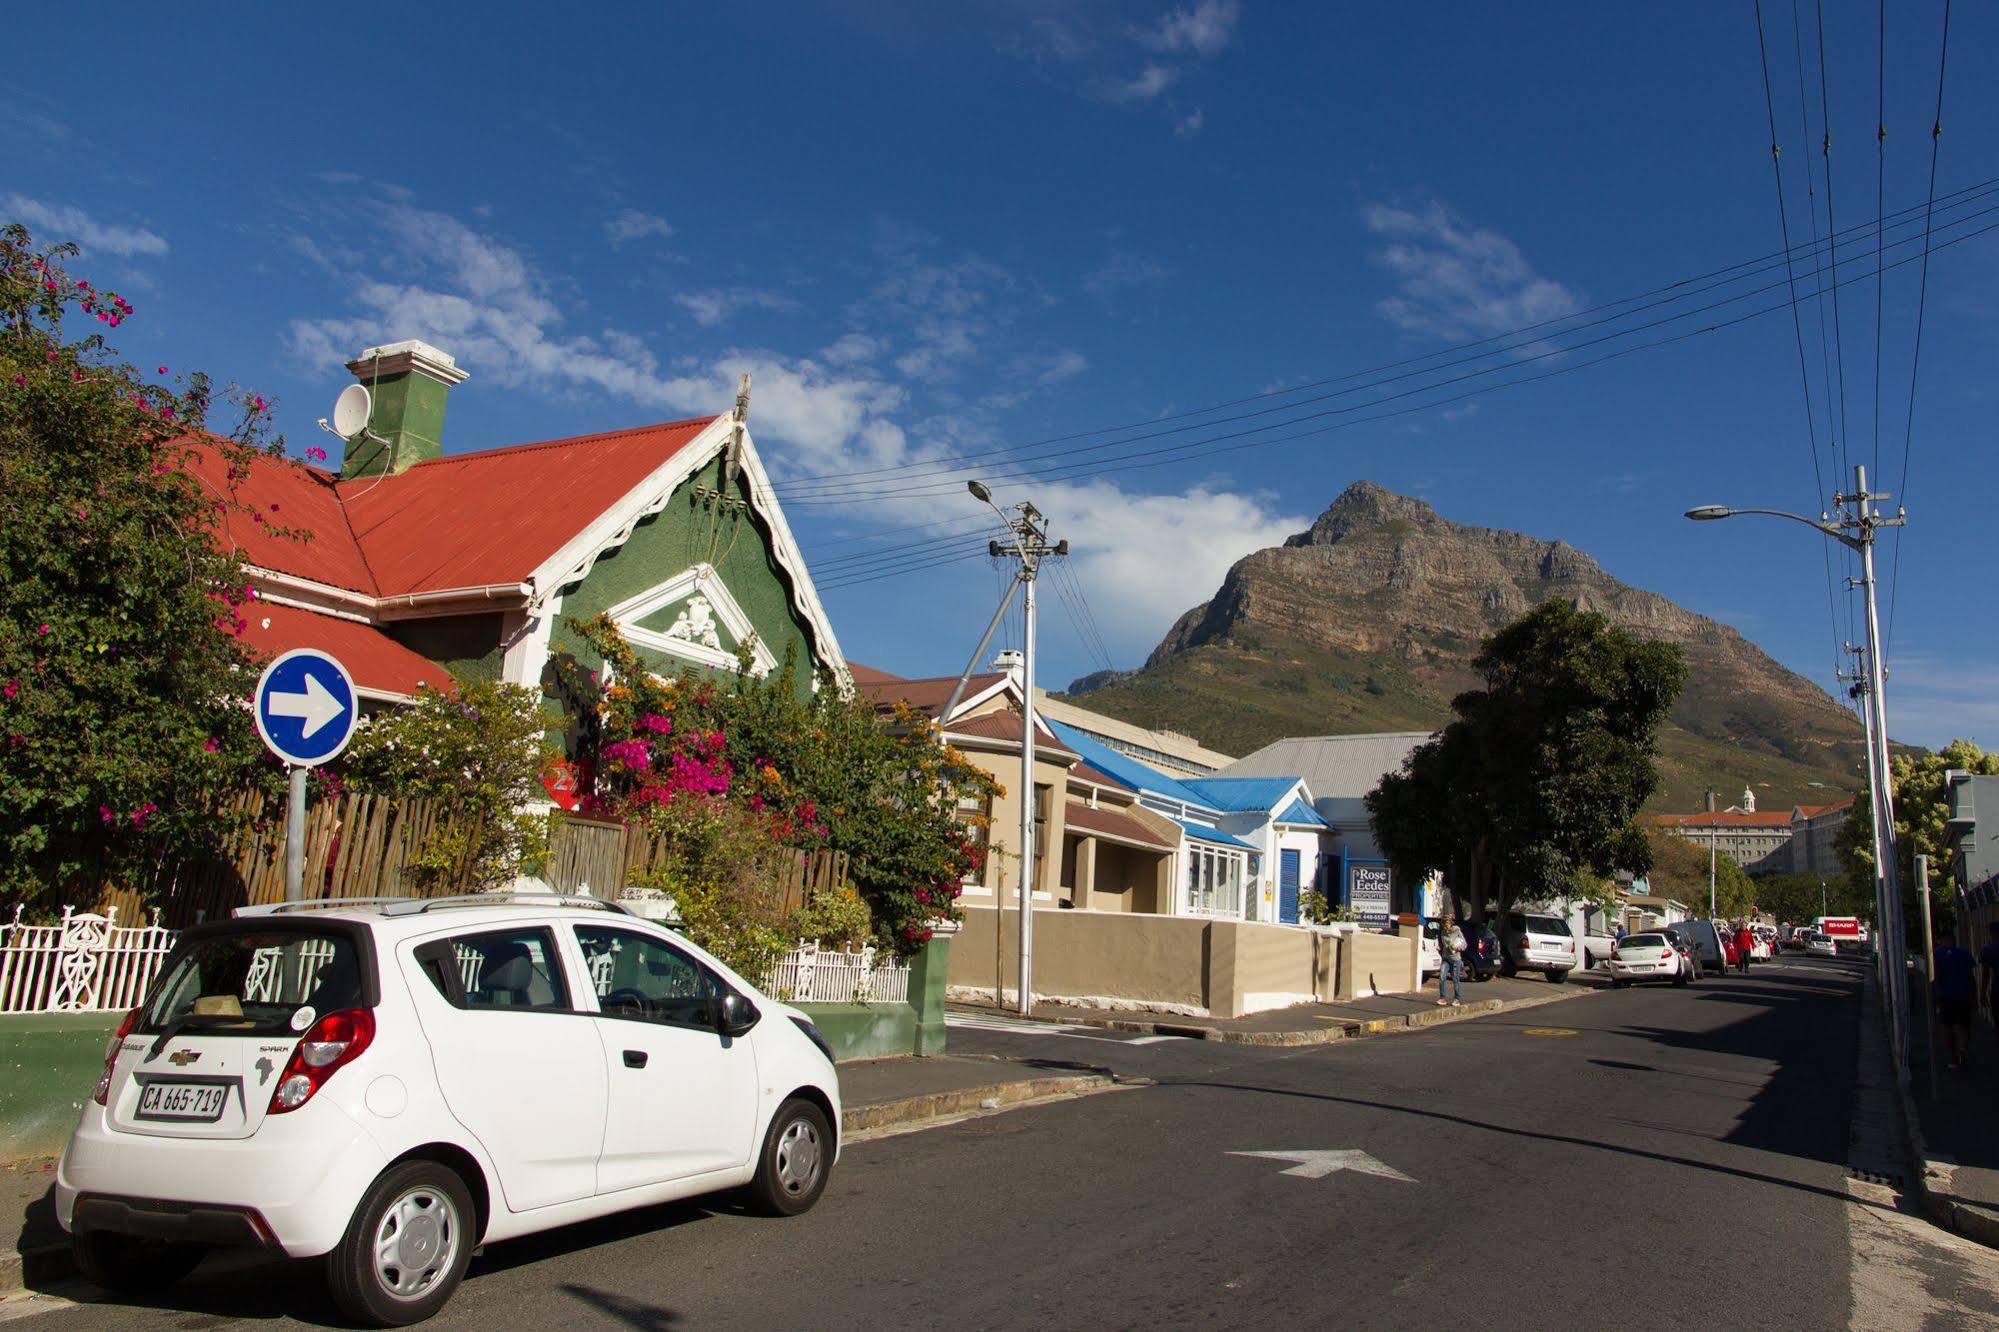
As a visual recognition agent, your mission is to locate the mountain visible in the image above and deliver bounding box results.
[1063,481,1867,812]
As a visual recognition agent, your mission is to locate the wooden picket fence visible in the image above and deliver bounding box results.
[77,788,485,929]
[545,817,849,913]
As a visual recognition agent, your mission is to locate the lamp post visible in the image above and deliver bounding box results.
[1686,464,1909,1071]
[952,481,1066,1015]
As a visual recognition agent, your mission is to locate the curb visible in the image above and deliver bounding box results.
[841,1071,1119,1137]
[956,982,1600,1049]
[1885,998,1999,1250]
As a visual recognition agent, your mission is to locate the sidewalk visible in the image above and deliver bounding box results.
[953,967,1608,1047]
[1902,972,1999,1246]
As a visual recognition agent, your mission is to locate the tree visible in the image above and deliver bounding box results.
[1836,739,1999,936]
[557,616,996,956]
[1368,600,1688,917]
[1,225,289,905]
[1749,870,1867,926]
[339,680,559,887]
[1643,828,1756,919]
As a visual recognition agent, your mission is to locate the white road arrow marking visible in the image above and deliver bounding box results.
[268,673,345,740]
[1228,1149,1416,1182]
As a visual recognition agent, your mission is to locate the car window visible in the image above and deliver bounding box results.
[574,926,719,1029]
[1525,916,1569,936]
[1624,934,1665,948]
[414,927,571,1012]
[143,927,366,1036]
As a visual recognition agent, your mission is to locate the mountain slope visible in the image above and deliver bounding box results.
[1064,481,1867,812]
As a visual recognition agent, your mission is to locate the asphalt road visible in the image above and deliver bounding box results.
[22,956,1999,1329]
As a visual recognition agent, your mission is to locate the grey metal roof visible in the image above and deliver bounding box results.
[1219,732,1433,799]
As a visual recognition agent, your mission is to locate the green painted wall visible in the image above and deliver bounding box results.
[388,613,505,685]
[1,1013,117,1165]
[552,456,823,697]
[342,369,453,478]
[797,1003,919,1063]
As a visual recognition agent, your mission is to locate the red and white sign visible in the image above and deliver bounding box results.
[1815,916,1862,938]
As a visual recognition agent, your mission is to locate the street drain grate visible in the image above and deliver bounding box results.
[1848,1166,1904,1188]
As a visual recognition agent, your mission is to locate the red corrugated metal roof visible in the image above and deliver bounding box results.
[338,418,715,596]
[944,710,1075,758]
[181,417,716,597]
[858,672,1009,718]
[1649,811,1795,829]
[237,602,453,698]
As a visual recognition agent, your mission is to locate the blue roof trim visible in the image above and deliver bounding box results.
[1180,777,1301,812]
[1045,720,1214,810]
[1172,817,1259,851]
[1274,797,1329,828]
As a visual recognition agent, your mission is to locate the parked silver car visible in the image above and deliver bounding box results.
[1499,911,1579,983]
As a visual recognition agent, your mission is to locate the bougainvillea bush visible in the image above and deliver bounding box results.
[0,225,290,906]
[559,615,996,959]
[338,679,560,888]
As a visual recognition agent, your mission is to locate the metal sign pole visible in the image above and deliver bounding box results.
[285,765,308,903]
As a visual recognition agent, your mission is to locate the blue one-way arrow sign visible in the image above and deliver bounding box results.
[254,649,358,767]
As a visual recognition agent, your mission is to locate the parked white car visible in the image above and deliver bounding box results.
[56,895,841,1326]
[1605,932,1693,988]
[1804,930,1839,957]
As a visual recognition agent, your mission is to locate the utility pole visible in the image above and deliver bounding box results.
[1917,854,1937,1101]
[1706,787,1718,921]
[962,481,1066,1015]
[1685,463,1908,1070]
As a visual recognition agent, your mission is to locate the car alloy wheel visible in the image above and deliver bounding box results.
[749,1097,834,1217]
[776,1118,823,1200]
[372,1185,460,1302]
[328,1160,476,1327]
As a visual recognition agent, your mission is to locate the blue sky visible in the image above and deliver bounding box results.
[8,1,1996,751]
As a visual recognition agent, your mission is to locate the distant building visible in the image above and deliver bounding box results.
[1649,791,1854,877]
[1947,772,1999,940]
[1034,691,1235,779]
[1787,798,1855,876]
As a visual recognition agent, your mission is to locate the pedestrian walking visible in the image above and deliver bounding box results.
[1934,927,1978,1071]
[1733,921,1755,974]
[1436,913,1466,1008]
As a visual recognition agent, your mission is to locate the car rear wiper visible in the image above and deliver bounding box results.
[145,1012,248,1059]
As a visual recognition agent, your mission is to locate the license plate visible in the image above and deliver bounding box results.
[137,1081,230,1122]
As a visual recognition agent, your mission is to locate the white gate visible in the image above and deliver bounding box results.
[0,906,177,1014]
[762,940,911,1005]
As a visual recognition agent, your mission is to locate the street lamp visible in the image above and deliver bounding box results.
[1684,463,1909,1069]
[939,479,1065,1015]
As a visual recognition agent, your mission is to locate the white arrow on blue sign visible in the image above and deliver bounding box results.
[253,649,359,768]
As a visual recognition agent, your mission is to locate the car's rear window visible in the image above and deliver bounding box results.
[141,928,366,1036]
[1525,916,1569,935]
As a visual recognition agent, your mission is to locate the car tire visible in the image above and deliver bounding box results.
[1547,970,1568,985]
[71,1231,205,1293]
[1612,979,1629,989]
[327,1160,476,1328]
[748,1097,834,1217]
[1673,970,1689,987]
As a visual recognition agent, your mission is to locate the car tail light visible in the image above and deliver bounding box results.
[93,1006,141,1106]
[268,1008,374,1114]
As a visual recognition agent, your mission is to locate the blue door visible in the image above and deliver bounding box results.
[1279,849,1301,924]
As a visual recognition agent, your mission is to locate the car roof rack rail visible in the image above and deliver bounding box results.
[237,898,414,917]
[378,892,634,918]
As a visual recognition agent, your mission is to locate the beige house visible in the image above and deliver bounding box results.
[849,664,1179,915]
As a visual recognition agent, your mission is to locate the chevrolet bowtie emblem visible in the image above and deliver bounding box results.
[167,1049,200,1067]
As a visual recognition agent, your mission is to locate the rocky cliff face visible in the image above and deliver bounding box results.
[1069,481,1865,811]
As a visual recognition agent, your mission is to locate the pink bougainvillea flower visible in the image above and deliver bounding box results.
[304,445,327,461]
[202,737,220,753]
[35,624,51,636]
[157,366,167,374]
[2,680,18,701]
[99,805,116,826]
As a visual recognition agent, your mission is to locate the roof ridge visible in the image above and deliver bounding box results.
[392,417,718,469]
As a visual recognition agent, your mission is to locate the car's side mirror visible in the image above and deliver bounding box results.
[716,991,760,1039]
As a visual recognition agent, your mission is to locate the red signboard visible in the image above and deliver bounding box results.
[1817,916,1862,937]
[541,758,593,812]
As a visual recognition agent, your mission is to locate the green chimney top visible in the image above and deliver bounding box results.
[339,339,469,479]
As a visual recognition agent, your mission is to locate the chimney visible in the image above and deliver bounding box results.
[991,649,1024,685]
[340,340,469,479]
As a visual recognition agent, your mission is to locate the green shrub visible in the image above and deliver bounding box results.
[791,887,873,951]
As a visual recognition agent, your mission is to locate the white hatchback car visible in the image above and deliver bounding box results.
[56,895,841,1326]
[1605,932,1693,988]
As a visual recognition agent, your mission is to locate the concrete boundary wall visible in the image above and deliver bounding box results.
[950,906,1416,1018]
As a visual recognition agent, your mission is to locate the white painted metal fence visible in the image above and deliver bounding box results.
[0,906,177,1014]
[763,941,910,1005]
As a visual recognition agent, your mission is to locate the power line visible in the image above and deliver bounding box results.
[801,512,992,550]
[787,208,1999,507]
[1814,0,1856,466]
[773,177,1999,500]
[1871,0,1886,484]
[815,545,999,592]
[808,521,1004,572]
[1886,0,1953,658]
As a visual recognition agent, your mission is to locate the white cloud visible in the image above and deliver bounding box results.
[288,202,897,464]
[1135,0,1239,57]
[1042,478,1305,649]
[604,208,674,246]
[820,332,883,367]
[1005,16,1095,64]
[1102,63,1180,104]
[3,195,167,257]
[1879,654,1999,750]
[1364,199,1580,341]
[858,246,1016,384]
[1014,349,1089,386]
[673,286,801,327]
[1175,107,1206,137]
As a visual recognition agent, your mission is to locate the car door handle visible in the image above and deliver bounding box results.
[623,1049,648,1069]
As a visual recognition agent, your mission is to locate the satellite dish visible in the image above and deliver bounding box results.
[330,383,372,439]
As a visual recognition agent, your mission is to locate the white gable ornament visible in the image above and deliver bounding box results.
[604,564,779,676]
